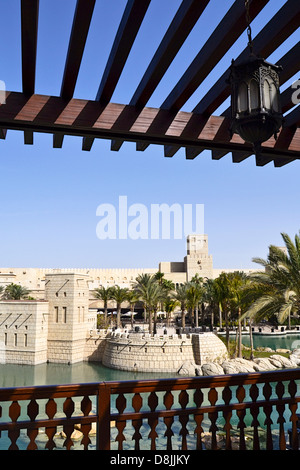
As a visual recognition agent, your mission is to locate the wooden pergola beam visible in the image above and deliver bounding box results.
[164,0,300,158]
[112,0,210,152]
[82,0,151,151]
[53,0,96,148]
[1,92,299,164]
[130,0,210,108]
[141,0,270,155]
[20,0,39,145]
[193,0,300,117]
[161,0,269,112]
[60,0,96,101]
[21,0,39,95]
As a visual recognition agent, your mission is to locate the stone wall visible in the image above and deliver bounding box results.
[99,331,228,373]
[102,332,195,372]
[192,333,228,364]
[45,272,90,364]
[84,330,110,362]
[0,301,49,365]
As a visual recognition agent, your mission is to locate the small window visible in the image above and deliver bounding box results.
[63,307,67,323]
[54,306,59,323]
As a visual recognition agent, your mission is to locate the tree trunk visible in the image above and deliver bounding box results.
[219,304,223,330]
[148,309,153,335]
[117,304,121,328]
[249,319,254,360]
[211,306,214,330]
[238,307,242,358]
[153,308,158,335]
[225,309,230,349]
[131,306,134,329]
[104,301,108,325]
[182,308,186,329]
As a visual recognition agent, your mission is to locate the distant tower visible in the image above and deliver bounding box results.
[45,272,90,364]
[184,234,213,281]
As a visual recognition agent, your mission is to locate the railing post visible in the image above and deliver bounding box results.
[97,382,111,450]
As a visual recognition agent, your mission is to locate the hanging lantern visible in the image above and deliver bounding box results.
[228,1,283,157]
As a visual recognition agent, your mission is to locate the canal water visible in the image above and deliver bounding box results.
[241,333,300,351]
[0,334,299,450]
[1,334,299,388]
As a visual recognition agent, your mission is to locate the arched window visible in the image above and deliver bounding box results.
[270,82,279,112]
[249,79,259,110]
[263,79,271,110]
[238,82,248,112]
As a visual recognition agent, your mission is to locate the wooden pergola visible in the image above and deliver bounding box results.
[0,0,299,167]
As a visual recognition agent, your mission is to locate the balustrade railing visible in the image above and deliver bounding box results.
[0,368,300,450]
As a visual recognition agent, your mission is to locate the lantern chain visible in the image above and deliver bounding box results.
[245,0,254,54]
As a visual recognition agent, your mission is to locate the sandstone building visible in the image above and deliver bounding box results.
[0,234,257,368]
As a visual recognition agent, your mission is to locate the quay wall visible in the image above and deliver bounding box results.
[98,331,228,373]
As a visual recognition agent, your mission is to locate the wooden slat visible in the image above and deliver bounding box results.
[130,0,210,108]
[232,151,252,163]
[21,0,39,95]
[284,106,300,128]
[193,0,300,117]
[110,0,269,155]
[113,0,210,152]
[60,0,96,100]
[160,0,270,157]
[20,0,39,146]
[161,0,270,112]
[82,0,151,151]
[0,129,7,139]
[53,0,96,148]
[0,92,299,163]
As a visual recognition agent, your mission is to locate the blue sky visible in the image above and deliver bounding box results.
[0,0,299,270]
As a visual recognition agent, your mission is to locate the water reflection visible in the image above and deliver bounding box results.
[0,362,175,388]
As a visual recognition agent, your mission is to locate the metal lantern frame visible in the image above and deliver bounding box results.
[229,54,283,156]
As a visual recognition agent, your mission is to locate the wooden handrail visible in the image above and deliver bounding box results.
[0,369,300,450]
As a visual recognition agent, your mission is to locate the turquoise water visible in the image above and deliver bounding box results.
[0,361,175,388]
[1,334,299,389]
[242,333,300,351]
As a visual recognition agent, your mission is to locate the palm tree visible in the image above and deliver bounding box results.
[229,271,249,358]
[213,272,234,348]
[174,283,189,328]
[164,296,179,327]
[186,281,204,328]
[244,231,300,329]
[93,286,113,325]
[133,274,164,335]
[132,273,154,323]
[126,290,140,329]
[110,285,129,328]
[4,283,30,300]
[203,278,219,330]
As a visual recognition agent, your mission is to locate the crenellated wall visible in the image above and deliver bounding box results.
[96,331,228,373]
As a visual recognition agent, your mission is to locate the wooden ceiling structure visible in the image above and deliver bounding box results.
[0,0,299,167]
